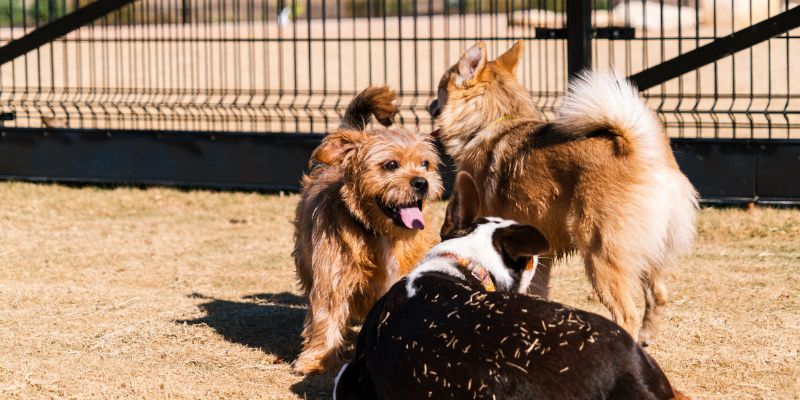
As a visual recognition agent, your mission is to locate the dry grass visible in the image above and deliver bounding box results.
[0,182,798,399]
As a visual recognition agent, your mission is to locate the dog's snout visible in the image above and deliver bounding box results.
[428,99,441,118]
[411,177,429,193]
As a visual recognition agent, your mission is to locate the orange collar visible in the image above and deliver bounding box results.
[436,252,496,292]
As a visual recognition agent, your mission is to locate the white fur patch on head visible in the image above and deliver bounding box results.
[405,259,465,297]
[406,218,519,296]
[516,255,538,294]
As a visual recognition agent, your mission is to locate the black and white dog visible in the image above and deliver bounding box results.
[334,172,687,400]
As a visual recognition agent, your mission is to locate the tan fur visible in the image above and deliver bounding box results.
[293,87,443,374]
[434,42,698,343]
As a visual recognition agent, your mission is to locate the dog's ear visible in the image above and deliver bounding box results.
[441,171,482,239]
[455,42,487,87]
[312,129,366,165]
[492,224,550,271]
[495,40,523,75]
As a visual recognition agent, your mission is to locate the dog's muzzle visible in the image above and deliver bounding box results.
[410,177,429,195]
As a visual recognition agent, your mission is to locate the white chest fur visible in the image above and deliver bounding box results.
[379,237,401,294]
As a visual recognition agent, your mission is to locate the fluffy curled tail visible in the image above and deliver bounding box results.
[340,86,398,131]
[553,71,666,162]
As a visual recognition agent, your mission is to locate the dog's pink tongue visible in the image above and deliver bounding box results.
[398,206,425,230]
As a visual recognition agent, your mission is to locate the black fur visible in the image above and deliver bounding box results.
[335,272,679,400]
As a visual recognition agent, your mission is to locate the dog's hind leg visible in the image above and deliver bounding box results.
[584,252,641,339]
[639,266,668,346]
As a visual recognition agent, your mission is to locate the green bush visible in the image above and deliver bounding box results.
[0,0,66,26]
[31,0,66,24]
[0,0,24,25]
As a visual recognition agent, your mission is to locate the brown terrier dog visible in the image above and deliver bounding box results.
[429,41,698,345]
[293,87,443,374]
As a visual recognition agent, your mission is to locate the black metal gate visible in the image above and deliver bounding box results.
[1,0,798,202]
[563,0,800,203]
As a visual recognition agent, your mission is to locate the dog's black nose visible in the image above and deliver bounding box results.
[411,177,428,193]
[428,99,441,118]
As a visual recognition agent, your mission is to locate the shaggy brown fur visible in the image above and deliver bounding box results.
[293,87,443,374]
[431,41,698,344]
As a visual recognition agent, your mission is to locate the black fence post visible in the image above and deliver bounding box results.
[182,0,191,24]
[566,0,592,78]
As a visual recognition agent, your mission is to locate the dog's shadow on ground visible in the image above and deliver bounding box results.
[179,292,306,361]
[177,292,334,399]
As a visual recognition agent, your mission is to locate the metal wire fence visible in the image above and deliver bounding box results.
[592,0,800,139]
[1,0,798,138]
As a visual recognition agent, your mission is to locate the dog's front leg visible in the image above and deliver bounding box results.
[294,285,352,374]
[528,255,554,298]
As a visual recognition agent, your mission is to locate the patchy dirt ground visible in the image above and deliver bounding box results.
[0,182,798,399]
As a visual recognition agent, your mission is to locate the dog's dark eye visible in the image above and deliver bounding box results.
[383,160,399,170]
[421,161,430,169]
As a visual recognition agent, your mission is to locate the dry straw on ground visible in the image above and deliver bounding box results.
[0,182,798,399]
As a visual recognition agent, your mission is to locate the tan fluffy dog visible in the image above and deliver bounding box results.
[430,41,698,344]
[293,87,443,374]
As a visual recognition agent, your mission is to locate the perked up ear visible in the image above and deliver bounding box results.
[495,40,523,75]
[440,171,482,239]
[455,42,487,87]
[312,129,366,166]
[492,224,550,271]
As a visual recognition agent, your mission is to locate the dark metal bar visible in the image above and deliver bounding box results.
[565,0,591,78]
[535,27,634,40]
[0,0,137,66]
[0,128,321,191]
[629,6,800,91]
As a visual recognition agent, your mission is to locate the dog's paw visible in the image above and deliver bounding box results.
[292,357,326,375]
[637,328,656,347]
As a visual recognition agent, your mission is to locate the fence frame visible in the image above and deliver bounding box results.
[0,0,798,204]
